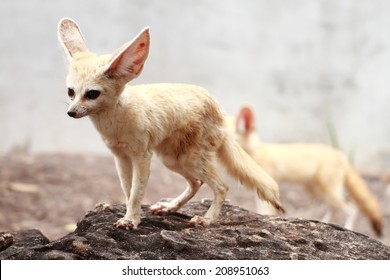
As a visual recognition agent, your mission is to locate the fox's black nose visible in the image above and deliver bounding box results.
[67,111,77,117]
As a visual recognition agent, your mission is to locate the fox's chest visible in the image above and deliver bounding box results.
[91,115,130,146]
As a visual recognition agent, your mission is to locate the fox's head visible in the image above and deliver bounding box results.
[57,18,150,118]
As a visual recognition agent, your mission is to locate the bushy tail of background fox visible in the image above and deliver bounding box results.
[345,166,383,236]
[218,135,285,213]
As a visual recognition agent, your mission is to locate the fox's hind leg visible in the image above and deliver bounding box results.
[188,159,229,227]
[150,175,203,214]
[150,155,203,214]
[153,152,229,227]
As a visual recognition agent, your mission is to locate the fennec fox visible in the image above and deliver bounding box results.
[235,106,383,236]
[57,18,284,230]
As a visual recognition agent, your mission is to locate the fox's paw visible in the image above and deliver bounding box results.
[188,215,212,227]
[114,218,138,230]
[149,202,178,215]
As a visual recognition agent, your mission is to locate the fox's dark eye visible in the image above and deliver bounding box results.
[85,90,101,100]
[68,88,75,98]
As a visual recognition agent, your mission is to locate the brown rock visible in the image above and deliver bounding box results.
[1,201,389,260]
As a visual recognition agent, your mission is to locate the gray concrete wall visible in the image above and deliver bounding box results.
[1,0,390,171]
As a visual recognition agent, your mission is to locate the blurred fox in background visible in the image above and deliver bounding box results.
[234,106,383,236]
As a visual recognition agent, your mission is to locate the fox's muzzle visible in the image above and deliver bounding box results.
[67,106,88,118]
[67,111,77,118]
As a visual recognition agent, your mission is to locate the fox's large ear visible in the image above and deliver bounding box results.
[104,27,150,80]
[236,106,255,134]
[57,18,88,60]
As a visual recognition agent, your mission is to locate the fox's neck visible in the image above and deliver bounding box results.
[89,110,113,139]
[88,98,130,142]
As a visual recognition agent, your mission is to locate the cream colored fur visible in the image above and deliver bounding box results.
[57,18,284,230]
[235,106,384,236]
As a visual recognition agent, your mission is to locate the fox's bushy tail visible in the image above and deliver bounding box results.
[345,166,383,236]
[217,135,285,213]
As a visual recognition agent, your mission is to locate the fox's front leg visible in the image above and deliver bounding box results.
[113,154,133,204]
[114,151,151,230]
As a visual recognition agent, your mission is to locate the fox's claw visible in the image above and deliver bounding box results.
[188,215,212,227]
[149,202,178,215]
[114,218,136,230]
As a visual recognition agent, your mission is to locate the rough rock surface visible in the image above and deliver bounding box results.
[1,201,389,260]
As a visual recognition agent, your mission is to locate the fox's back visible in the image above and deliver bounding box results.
[126,83,224,126]
[123,83,227,155]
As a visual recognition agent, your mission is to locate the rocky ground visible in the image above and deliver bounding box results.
[2,202,389,260]
[0,152,389,246]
